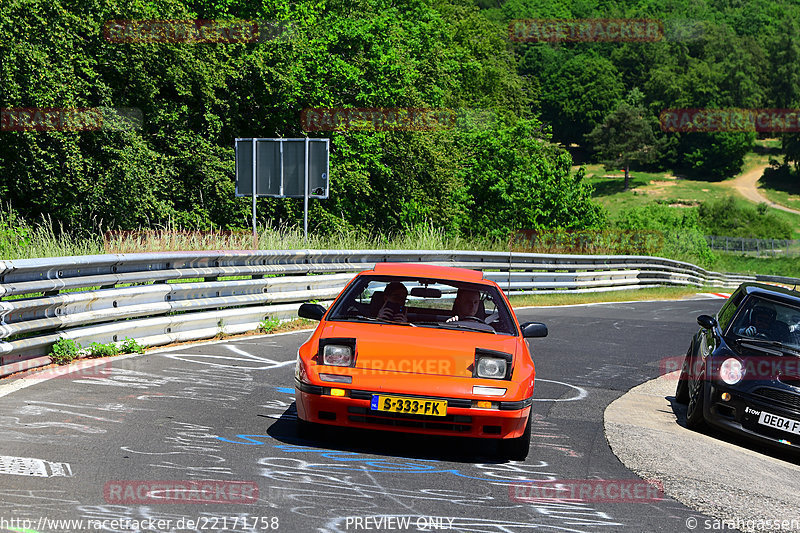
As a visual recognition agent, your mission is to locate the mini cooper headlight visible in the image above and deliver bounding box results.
[720,358,743,385]
[476,357,507,379]
[323,344,353,366]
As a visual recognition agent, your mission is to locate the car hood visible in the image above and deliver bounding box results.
[318,321,520,377]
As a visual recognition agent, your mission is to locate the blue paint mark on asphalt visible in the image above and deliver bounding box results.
[217,434,273,445]
[217,433,538,483]
[275,387,295,394]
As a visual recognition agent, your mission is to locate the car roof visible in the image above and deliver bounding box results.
[367,262,487,283]
[739,282,800,305]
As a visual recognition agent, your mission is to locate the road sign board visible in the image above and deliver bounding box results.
[235,138,329,198]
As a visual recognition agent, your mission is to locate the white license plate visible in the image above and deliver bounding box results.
[758,411,800,436]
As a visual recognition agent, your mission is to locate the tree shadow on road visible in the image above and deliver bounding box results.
[761,165,800,196]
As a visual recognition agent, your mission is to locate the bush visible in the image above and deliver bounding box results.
[0,207,32,258]
[120,337,145,354]
[87,342,120,358]
[698,197,793,238]
[614,204,715,265]
[259,316,281,334]
[49,338,81,365]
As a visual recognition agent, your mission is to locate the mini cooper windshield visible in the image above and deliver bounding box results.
[727,296,800,351]
[326,275,517,335]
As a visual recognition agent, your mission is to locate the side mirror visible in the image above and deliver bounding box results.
[697,315,717,330]
[299,303,327,321]
[521,322,548,338]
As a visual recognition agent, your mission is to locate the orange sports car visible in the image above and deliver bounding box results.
[294,263,547,460]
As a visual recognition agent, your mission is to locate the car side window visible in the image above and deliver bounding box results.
[718,290,744,333]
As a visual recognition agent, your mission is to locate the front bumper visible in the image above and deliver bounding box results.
[703,381,800,453]
[295,378,531,439]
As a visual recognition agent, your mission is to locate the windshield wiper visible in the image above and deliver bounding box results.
[434,322,496,334]
[735,338,800,356]
[339,314,416,327]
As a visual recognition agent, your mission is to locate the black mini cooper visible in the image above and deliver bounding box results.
[676,283,800,452]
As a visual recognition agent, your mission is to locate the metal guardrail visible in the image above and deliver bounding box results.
[0,249,765,378]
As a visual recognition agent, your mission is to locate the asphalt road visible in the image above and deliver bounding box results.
[0,298,748,533]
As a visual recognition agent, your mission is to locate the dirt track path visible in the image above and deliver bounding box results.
[729,161,800,215]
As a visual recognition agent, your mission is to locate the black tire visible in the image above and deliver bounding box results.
[502,410,532,461]
[675,353,691,404]
[686,365,707,430]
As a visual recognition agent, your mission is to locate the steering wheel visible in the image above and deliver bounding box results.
[755,332,769,339]
[459,315,483,322]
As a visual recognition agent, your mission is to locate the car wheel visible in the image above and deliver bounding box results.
[686,365,707,430]
[675,352,691,404]
[501,409,532,461]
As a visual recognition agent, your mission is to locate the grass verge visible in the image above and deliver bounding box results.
[712,255,800,278]
[507,286,722,307]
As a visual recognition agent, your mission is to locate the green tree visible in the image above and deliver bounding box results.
[527,50,624,146]
[586,91,657,191]
[451,118,605,238]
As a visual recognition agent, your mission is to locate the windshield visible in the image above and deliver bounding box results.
[728,296,800,349]
[327,275,518,336]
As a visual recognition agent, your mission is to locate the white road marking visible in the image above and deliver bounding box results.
[0,456,73,477]
[532,379,588,402]
[161,344,294,369]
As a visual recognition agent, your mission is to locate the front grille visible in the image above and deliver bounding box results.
[754,388,800,411]
[347,406,472,432]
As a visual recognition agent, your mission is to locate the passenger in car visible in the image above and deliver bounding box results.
[377,282,408,322]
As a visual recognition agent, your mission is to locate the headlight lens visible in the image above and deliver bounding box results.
[322,344,353,366]
[476,357,507,379]
[720,358,743,385]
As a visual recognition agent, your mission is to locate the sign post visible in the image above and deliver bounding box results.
[251,138,257,246]
[235,138,330,243]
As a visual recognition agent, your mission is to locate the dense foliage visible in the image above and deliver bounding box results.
[698,196,793,239]
[485,0,800,178]
[0,0,603,237]
[2,0,798,244]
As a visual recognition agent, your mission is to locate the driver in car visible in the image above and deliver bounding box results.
[446,288,481,322]
[736,305,787,341]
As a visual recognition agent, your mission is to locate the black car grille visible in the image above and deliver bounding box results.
[753,388,800,411]
[347,406,472,432]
